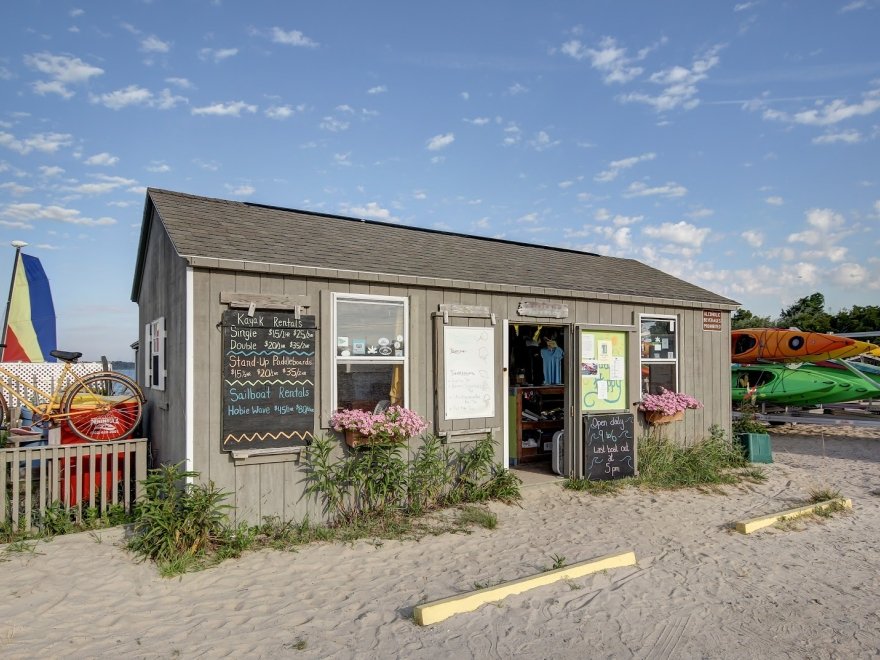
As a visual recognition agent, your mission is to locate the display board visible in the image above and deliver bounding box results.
[579,329,628,412]
[443,326,495,420]
[221,310,316,451]
[583,413,635,480]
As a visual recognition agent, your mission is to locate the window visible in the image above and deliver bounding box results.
[639,315,677,396]
[332,293,408,412]
[144,317,166,391]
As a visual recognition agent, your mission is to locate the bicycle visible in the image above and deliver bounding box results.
[0,348,145,442]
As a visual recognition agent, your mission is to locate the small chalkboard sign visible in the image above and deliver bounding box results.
[583,413,635,480]
[221,310,316,451]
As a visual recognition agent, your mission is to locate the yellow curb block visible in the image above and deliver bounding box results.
[412,550,637,626]
[735,498,852,534]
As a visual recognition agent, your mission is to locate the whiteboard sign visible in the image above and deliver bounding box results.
[443,326,495,420]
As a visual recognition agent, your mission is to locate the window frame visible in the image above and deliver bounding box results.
[144,316,166,391]
[330,292,409,412]
[638,313,678,398]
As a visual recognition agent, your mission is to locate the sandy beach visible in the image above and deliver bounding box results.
[2,422,879,659]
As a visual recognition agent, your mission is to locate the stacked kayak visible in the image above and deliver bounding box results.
[732,328,878,364]
[732,361,880,405]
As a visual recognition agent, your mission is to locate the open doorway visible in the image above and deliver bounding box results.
[507,323,567,477]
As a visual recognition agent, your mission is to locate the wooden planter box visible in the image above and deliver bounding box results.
[343,429,407,449]
[643,410,684,425]
[735,432,773,463]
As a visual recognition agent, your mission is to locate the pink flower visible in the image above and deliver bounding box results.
[330,406,428,442]
[638,388,703,415]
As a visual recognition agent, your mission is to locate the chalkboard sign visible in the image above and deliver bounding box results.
[583,413,635,480]
[221,310,316,451]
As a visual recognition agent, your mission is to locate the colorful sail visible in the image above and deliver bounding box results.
[3,252,57,362]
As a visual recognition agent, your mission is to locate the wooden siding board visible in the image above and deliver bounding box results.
[207,270,237,500]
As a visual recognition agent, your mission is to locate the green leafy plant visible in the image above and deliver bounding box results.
[457,505,497,530]
[549,553,566,570]
[634,428,747,489]
[732,402,769,435]
[127,462,243,573]
[563,477,624,495]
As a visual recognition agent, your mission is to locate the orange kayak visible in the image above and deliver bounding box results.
[732,328,878,364]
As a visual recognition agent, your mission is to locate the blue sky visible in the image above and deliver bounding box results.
[1,1,879,361]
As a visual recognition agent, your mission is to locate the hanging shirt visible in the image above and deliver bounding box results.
[540,347,564,385]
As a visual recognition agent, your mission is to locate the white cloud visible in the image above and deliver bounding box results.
[165,77,193,89]
[643,221,710,247]
[0,182,33,196]
[0,131,73,155]
[595,152,656,182]
[765,196,784,206]
[334,152,351,166]
[341,201,397,222]
[840,0,868,11]
[621,45,722,112]
[226,184,255,196]
[830,262,868,285]
[502,123,521,146]
[319,116,349,132]
[806,207,845,231]
[199,47,238,63]
[367,85,387,95]
[508,82,529,95]
[146,161,170,173]
[39,165,65,177]
[24,52,103,98]
[84,152,119,166]
[802,246,848,262]
[742,230,764,247]
[141,35,171,53]
[760,88,880,126]
[734,2,757,10]
[1,202,116,226]
[530,131,560,151]
[624,181,687,198]
[464,117,491,126]
[91,85,153,110]
[786,209,845,247]
[154,88,187,110]
[812,129,862,144]
[193,158,220,171]
[191,101,257,117]
[413,190,427,200]
[265,105,294,120]
[560,36,644,84]
[426,132,455,151]
[270,27,319,48]
[66,174,137,195]
[558,180,574,189]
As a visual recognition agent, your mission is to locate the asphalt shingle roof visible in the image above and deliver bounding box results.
[138,188,738,307]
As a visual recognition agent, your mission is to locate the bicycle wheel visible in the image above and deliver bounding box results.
[62,373,143,441]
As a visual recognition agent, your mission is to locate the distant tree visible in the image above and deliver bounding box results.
[777,292,832,332]
[830,305,880,335]
[731,308,773,330]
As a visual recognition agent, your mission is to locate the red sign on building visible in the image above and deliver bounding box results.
[702,310,723,331]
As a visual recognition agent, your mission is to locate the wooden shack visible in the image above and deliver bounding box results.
[131,188,739,523]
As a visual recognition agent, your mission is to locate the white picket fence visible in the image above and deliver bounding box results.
[1,439,148,531]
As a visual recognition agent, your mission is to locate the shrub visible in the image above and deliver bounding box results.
[127,463,242,572]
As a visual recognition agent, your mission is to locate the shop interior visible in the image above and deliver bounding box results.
[508,324,567,474]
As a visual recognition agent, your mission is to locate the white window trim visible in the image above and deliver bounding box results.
[331,292,409,411]
[149,316,167,391]
[144,322,153,388]
[638,313,679,397]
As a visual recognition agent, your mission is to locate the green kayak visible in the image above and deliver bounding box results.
[732,362,880,405]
